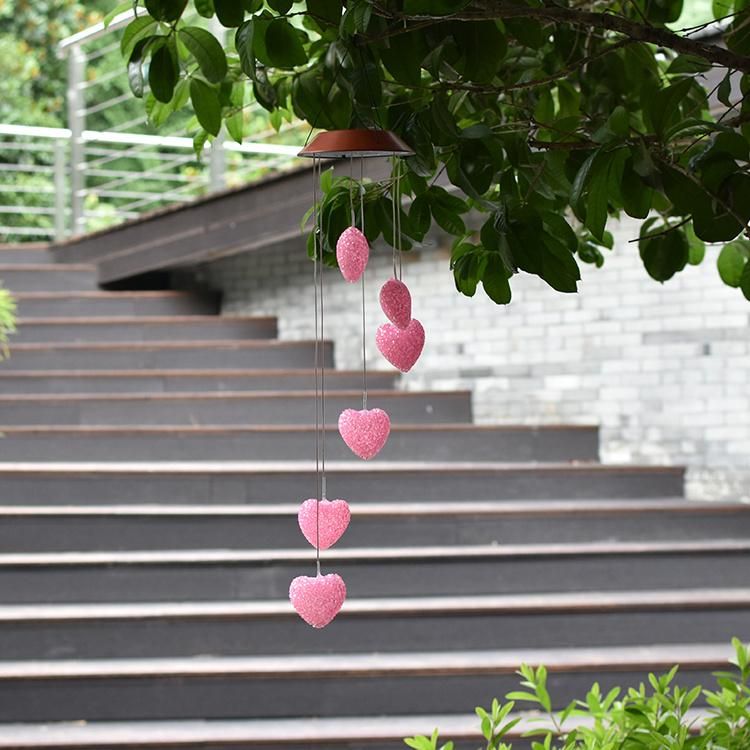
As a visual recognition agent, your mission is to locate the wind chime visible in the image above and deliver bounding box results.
[289,129,424,629]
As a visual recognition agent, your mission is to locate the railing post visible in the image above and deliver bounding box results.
[67,45,86,236]
[53,139,68,241]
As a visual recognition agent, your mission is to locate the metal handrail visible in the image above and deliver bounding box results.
[0,10,304,244]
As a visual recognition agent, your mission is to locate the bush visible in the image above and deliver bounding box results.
[405,638,749,750]
[0,285,16,360]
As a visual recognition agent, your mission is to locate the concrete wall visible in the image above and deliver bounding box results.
[192,217,750,501]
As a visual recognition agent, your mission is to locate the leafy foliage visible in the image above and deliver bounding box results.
[0,285,16,361]
[405,638,750,750]
[123,0,750,304]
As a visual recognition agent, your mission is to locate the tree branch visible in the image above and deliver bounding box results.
[383,2,750,75]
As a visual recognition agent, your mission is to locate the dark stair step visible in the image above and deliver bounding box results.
[0,425,598,462]
[0,245,54,265]
[12,317,277,343]
[0,391,471,426]
[0,644,730,721]
[0,265,98,292]
[0,462,684,503]
[0,710,708,750]
[0,341,334,371]
[0,589,745,660]
[0,714,485,750]
[0,498,738,552]
[13,292,219,318]
[0,369,398,394]
[0,540,743,603]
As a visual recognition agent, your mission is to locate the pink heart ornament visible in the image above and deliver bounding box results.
[338,408,391,460]
[289,573,347,629]
[379,279,412,329]
[376,319,425,373]
[298,498,351,550]
[336,226,369,283]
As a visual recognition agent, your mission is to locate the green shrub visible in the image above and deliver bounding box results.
[405,638,749,750]
[0,284,16,360]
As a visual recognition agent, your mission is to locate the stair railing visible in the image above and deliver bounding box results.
[0,9,302,244]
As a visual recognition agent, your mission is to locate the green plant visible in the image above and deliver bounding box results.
[122,0,750,304]
[405,638,750,750]
[0,284,16,360]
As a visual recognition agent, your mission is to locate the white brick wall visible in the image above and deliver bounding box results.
[193,217,750,501]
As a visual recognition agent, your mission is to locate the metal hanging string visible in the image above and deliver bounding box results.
[319,160,327,513]
[311,156,323,576]
[360,157,368,410]
[391,157,398,279]
[396,160,403,281]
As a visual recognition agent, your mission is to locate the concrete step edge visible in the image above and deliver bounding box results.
[0,539,745,567]
[0,589,747,623]
[0,709,712,747]
[0,643,733,680]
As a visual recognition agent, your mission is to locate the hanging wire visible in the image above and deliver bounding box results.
[319,160,327,512]
[396,162,403,280]
[311,156,322,576]
[360,157,368,410]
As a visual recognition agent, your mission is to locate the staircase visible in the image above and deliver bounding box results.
[0,243,747,749]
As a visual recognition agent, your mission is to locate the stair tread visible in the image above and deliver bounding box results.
[0,539,745,567]
[0,390,467,403]
[0,498,707,516]
[0,711,710,747]
[0,461,682,473]
[0,264,94,272]
[7,340,326,351]
[15,317,274,325]
[13,291,202,299]
[0,424,591,434]
[0,643,732,679]
[0,589,747,622]
[0,368,394,379]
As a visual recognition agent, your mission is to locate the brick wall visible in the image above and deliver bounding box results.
[192,217,750,501]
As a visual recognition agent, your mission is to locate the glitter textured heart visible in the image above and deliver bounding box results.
[376,318,425,373]
[338,407,391,460]
[336,226,369,283]
[379,278,412,329]
[297,498,351,550]
[289,573,347,628]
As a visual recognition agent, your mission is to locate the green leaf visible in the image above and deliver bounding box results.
[190,78,222,136]
[639,226,690,282]
[308,0,342,25]
[381,30,426,87]
[121,16,157,58]
[265,18,307,68]
[686,223,706,265]
[104,1,132,27]
[409,195,431,240]
[453,21,506,83]
[145,0,187,22]
[642,77,692,138]
[194,0,215,17]
[482,254,512,304]
[742,263,750,300]
[214,0,245,27]
[235,20,256,78]
[717,240,750,287]
[179,27,227,83]
[148,41,179,103]
[226,111,244,143]
[268,0,293,12]
[127,37,153,98]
